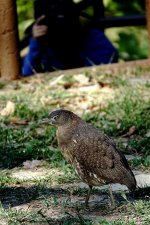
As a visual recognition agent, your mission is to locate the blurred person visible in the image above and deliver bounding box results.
[22,0,118,76]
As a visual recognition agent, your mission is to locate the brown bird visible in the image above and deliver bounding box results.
[43,109,136,207]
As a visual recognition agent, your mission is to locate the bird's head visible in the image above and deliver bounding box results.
[41,109,76,127]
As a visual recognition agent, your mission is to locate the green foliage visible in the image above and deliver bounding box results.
[117,27,148,60]
[17,0,34,23]
[17,0,34,38]
[0,82,6,89]
[100,0,148,60]
[104,0,145,16]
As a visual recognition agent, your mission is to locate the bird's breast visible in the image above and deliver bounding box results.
[61,145,74,163]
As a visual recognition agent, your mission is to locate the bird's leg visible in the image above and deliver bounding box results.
[108,184,115,209]
[85,185,92,208]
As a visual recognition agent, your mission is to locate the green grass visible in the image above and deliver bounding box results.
[0,82,6,89]
[130,156,150,168]
[128,137,150,156]
[0,73,149,167]
[84,88,149,136]
[83,88,150,157]
[0,87,149,168]
[0,125,57,168]
[0,198,149,225]
[0,67,149,224]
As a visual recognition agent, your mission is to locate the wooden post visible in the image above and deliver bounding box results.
[0,0,20,80]
[146,0,150,57]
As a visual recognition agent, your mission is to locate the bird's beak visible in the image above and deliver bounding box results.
[39,118,51,125]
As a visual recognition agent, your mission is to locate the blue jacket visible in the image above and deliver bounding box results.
[22,28,118,76]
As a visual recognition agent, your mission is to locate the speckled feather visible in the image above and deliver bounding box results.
[48,109,136,191]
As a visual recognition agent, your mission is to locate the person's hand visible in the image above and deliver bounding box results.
[32,15,48,39]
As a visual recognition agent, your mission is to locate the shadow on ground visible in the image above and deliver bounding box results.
[0,185,67,208]
[0,184,149,209]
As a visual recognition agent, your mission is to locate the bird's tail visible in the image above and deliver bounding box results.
[125,169,137,192]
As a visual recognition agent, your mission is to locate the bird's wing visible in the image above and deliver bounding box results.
[71,125,130,183]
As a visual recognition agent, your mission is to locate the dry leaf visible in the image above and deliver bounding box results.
[74,74,89,85]
[98,81,110,88]
[63,82,73,89]
[122,126,136,137]
[77,84,100,93]
[10,118,29,125]
[49,74,64,86]
[0,101,15,116]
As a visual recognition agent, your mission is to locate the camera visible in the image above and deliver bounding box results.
[34,0,79,29]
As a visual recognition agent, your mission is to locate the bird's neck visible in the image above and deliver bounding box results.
[57,118,80,145]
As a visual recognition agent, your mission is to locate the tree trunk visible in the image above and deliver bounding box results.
[0,0,20,80]
[146,0,150,57]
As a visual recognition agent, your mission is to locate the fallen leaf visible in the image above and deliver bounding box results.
[63,82,73,89]
[122,126,136,137]
[76,84,100,93]
[98,81,110,88]
[49,74,64,86]
[74,74,89,85]
[10,117,29,125]
[0,101,15,116]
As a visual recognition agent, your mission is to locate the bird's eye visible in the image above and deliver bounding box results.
[53,115,58,120]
